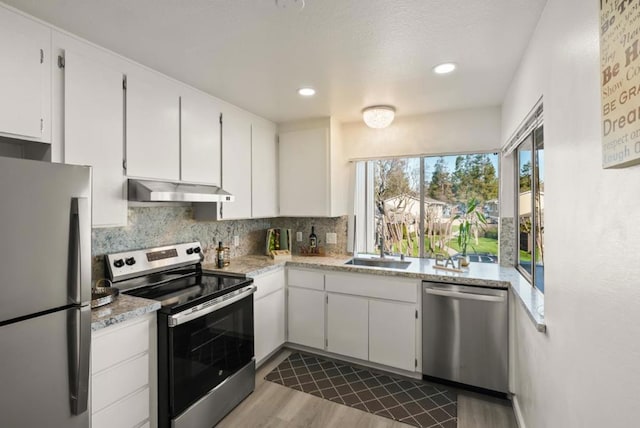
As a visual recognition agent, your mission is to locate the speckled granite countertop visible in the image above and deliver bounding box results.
[91,294,160,332]
[204,254,517,288]
[204,254,546,332]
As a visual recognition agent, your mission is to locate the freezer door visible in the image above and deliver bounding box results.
[0,157,91,322]
[0,307,90,427]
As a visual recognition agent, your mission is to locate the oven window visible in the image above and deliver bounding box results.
[170,295,254,416]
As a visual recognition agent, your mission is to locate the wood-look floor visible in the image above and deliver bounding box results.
[218,349,517,428]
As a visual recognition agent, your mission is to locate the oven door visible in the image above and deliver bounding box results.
[167,285,256,418]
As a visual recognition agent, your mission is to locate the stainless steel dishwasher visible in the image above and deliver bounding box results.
[422,281,508,394]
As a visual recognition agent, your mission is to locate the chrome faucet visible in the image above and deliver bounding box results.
[378,217,385,259]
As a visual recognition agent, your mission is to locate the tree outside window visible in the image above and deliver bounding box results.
[357,153,499,263]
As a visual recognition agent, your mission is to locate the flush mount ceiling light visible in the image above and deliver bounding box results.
[433,62,457,75]
[362,105,396,129]
[298,87,316,96]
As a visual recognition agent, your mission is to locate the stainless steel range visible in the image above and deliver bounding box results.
[106,242,256,428]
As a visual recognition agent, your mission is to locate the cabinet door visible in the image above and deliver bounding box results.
[287,287,325,349]
[369,300,416,371]
[181,88,221,185]
[0,6,50,142]
[64,50,126,227]
[327,293,368,360]
[221,109,252,219]
[254,288,285,364]
[251,121,278,218]
[125,69,180,180]
[279,128,329,216]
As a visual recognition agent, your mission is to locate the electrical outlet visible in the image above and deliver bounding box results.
[296,231,303,242]
[326,232,337,244]
[233,236,240,247]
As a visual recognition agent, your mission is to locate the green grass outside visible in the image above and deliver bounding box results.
[383,236,500,257]
[446,237,498,255]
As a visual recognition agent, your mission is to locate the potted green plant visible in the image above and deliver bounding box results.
[454,198,487,266]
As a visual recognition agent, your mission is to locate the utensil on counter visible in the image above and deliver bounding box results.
[91,278,119,309]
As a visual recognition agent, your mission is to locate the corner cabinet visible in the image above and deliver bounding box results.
[91,313,157,428]
[287,269,326,349]
[0,5,51,143]
[252,268,286,366]
[278,119,349,217]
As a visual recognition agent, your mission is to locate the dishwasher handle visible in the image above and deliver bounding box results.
[424,287,506,303]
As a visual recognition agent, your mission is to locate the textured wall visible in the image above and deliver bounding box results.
[92,206,349,280]
[502,0,640,427]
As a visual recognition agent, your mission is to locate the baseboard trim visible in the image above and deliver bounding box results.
[512,395,527,428]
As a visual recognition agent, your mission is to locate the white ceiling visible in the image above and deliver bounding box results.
[4,0,547,124]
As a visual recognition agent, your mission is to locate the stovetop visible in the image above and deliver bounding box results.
[124,270,251,314]
[105,241,253,314]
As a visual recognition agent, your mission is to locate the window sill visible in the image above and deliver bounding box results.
[510,271,546,332]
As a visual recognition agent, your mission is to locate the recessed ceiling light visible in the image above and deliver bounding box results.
[298,87,316,97]
[433,63,457,75]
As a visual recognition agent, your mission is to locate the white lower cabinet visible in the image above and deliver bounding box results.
[287,286,325,349]
[253,268,286,365]
[286,269,419,372]
[327,293,368,360]
[91,313,156,428]
[369,300,417,372]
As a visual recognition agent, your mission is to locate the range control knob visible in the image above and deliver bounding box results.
[125,257,136,266]
[186,248,194,255]
[113,259,125,268]
[193,247,201,254]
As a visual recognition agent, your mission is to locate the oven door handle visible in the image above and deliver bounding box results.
[168,284,256,327]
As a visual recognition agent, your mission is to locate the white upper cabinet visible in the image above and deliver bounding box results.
[279,119,348,217]
[63,50,126,227]
[0,6,51,142]
[125,67,180,181]
[180,88,221,185]
[251,121,278,218]
[220,108,252,219]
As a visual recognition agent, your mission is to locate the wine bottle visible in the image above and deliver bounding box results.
[216,241,224,268]
[309,226,317,249]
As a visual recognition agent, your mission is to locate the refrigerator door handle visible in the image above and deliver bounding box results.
[68,305,91,415]
[69,197,91,305]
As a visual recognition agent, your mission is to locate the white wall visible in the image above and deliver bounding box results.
[342,106,501,160]
[503,1,640,427]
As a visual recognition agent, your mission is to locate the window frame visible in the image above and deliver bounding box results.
[515,124,544,292]
[353,151,500,261]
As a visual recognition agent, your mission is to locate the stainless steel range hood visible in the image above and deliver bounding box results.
[128,179,234,203]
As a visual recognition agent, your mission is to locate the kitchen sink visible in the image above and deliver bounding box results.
[344,257,411,269]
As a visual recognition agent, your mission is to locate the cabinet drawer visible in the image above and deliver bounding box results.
[287,268,324,290]
[92,353,149,413]
[253,268,285,300]
[92,387,149,428]
[325,273,418,303]
[92,318,150,374]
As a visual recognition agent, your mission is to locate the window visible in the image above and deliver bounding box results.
[516,125,544,292]
[354,153,499,263]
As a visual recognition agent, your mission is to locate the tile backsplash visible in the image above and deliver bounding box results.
[92,206,349,281]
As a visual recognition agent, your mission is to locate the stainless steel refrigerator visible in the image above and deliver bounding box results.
[0,157,92,427]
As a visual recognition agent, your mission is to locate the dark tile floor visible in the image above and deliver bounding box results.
[265,353,457,428]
